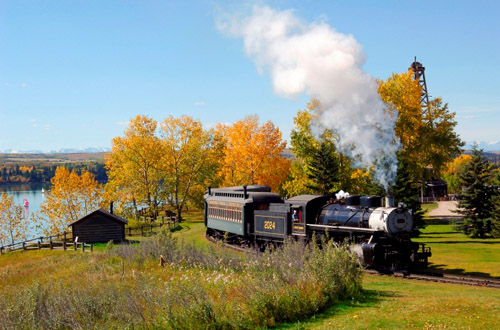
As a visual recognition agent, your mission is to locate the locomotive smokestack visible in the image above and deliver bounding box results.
[385,196,394,208]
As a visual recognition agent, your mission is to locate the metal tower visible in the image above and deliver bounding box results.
[409,57,430,109]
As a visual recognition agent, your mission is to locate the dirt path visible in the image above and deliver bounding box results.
[427,201,463,219]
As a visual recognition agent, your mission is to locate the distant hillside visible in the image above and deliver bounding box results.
[463,150,500,164]
[0,152,107,165]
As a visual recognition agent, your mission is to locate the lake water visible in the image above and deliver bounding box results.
[0,182,51,240]
[0,182,51,214]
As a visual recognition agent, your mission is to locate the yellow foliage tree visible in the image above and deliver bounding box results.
[39,167,103,236]
[218,115,290,192]
[106,115,164,218]
[0,194,31,246]
[160,115,223,220]
[443,154,473,175]
[441,154,473,194]
[378,71,463,182]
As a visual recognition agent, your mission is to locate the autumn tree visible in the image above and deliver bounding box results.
[378,71,464,183]
[0,194,31,246]
[218,115,290,192]
[106,115,164,218]
[441,154,472,194]
[160,115,223,220]
[38,167,103,236]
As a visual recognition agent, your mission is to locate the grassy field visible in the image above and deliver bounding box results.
[0,221,363,329]
[414,224,500,278]
[2,210,500,329]
[421,202,439,214]
[278,274,500,330]
[135,211,500,329]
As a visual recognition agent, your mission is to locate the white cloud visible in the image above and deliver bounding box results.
[116,121,130,126]
[43,124,51,131]
[193,101,206,106]
[218,5,398,189]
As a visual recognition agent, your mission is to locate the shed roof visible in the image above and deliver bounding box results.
[68,208,128,227]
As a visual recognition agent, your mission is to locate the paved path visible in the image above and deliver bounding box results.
[427,201,463,219]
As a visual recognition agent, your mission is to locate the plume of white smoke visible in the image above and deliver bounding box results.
[217,6,399,190]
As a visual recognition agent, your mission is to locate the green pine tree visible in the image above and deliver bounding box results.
[490,194,500,238]
[455,145,495,238]
[306,141,339,195]
[392,152,425,236]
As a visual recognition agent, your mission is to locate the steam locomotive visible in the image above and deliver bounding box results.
[204,185,431,270]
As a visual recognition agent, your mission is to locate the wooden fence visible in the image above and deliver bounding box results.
[420,195,457,203]
[126,215,180,237]
[0,232,93,255]
[137,203,176,218]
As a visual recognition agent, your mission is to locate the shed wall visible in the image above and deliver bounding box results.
[72,215,125,243]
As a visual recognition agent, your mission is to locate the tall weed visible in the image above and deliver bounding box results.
[0,230,363,329]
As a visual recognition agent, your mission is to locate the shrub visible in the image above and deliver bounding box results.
[0,230,363,329]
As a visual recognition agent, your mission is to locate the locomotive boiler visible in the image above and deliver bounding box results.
[204,185,431,270]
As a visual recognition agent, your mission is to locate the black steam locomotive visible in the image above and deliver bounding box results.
[204,185,431,270]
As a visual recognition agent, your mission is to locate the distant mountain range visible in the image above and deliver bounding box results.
[2,142,500,155]
[1,147,111,154]
[470,141,500,152]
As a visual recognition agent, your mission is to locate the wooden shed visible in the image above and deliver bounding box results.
[69,209,128,243]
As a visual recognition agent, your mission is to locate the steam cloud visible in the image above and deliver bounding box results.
[218,6,399,190]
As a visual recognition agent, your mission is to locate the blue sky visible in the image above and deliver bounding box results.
[1,0,499,151]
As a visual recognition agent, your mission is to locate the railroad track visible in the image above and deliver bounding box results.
[207,235,500,289]
[366,269,500,289]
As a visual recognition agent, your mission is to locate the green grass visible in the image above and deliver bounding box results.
[0,226,363,330]
[421,202,439,214]
[414,224,500,278]
[3,209,500,329]
[277,223,500,329]
[277,274,500,330]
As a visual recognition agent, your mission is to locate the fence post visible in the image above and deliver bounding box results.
[90,244,93,252]
[38,241,41,250]
[74,242,77,251]
[82,243,85,252]
[141,226,144,236]
[50,239,53,250]
[23,242,26,251]
[63,240,66,251]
